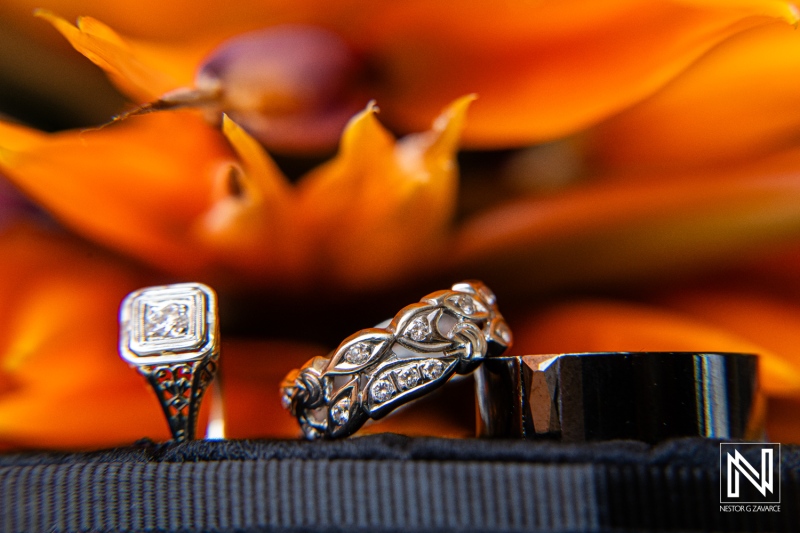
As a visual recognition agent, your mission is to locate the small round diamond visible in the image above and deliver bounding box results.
[371,379,395,403]
[406,317,431,342]
[457,295,476,315]
[421,360,445,380]
[396,366,420,390]
[330,397,350,426]
[344,342,372,365]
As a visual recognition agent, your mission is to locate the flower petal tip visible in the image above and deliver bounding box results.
[221,113,254,157]
[349,100,380,126]
[425,95,476,158]
[342,100,382,132]
[435,94,477,130]
[334,100,394,155]
[777,2,800,23]
[35,11,178,102]
[220,113,237,136]
[790,3,800,25]
[31,8,52,19]
[32,9,71,32]
[757,0,800,24]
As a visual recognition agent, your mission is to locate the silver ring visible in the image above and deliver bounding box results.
[281,280,513,439]
[119,282,220,442]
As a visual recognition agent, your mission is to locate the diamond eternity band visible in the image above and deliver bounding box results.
[281,280,512,439]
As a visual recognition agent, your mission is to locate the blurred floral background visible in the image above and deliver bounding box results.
[3,0,800,450]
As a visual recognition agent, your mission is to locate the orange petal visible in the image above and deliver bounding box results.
[511,299,800,398]
[24,3,797,147]
[297,97,471,290]
[658,286,800,387]
[193,115,301,283]
[1,1,306,44]
[676,0,799,19]
[0,111,234,277]
[0,223,170,450]
[8,0,794,42]
[589,21,800,171]
[35,10,206,102]
[370,0,798,146]
[452,147,800,294]
[1,99,469,291]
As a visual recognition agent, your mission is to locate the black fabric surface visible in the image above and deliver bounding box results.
[1,435,798,532]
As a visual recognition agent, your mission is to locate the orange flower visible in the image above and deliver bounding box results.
[0,97,470,291]
[4,2,800,449]
[12,3,798,152]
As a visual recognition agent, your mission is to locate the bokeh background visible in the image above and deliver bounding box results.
[3,0,800,449]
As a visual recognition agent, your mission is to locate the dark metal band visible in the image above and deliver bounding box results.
[476,351,762,442]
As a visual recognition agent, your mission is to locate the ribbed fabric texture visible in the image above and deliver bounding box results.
[1,460,599,532]
[1,435,798,532]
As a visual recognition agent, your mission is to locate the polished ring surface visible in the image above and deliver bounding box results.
[281,280,512,439]
[119,282,220,442]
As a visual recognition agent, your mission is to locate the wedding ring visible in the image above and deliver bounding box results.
[281,280,512,439]
[119,282,220,442]
[476,352,762,442]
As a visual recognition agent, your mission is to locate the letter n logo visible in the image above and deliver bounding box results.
[720,443,780,504]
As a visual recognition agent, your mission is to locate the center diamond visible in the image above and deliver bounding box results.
[121,283,213,363]
[145,302,191,340]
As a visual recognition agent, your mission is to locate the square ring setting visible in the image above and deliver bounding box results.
[119,283,218,365]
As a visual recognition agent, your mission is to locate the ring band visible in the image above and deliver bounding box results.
[476,352,762,442]
[281,280,512,439]
[119,282,220,442]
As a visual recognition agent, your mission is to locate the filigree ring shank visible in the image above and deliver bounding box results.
[119,282,220,442]
[281,280,512,439]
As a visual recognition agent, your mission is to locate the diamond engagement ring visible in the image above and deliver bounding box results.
[281,280,513,439]
[119,282,220,442]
